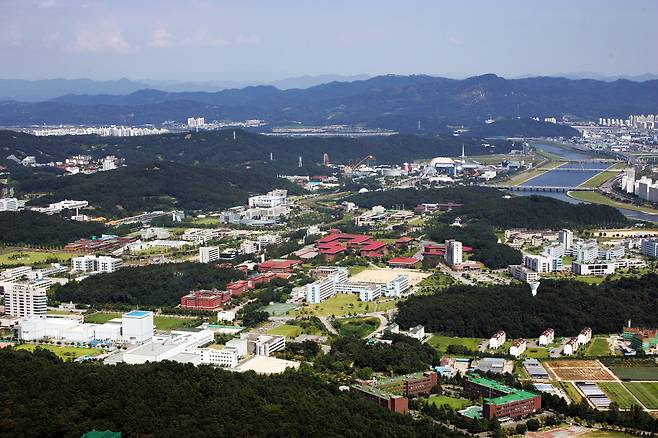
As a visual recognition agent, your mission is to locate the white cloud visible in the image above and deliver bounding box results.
[68,28,131,53]
[447,35,463,45]
[149,27,174,48]
[38,0,56,8]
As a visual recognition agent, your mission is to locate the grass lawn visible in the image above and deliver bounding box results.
[15,344,101,361]
[623,382,658,409]
[292,294,397,317]
[335,317,380,338]
[417,273,455,295]
[84,312,121,324]
[598,382,638,409]
[578,171,619,189]
[572,275,606,285]
[266,324,303,338]
[0,250,76,267]
[153,316,190,330]
[585,337,611,356]
[260,303,298,316]
[568,191,658,215]
[559,381,583,404]
[348,265,369,276]
[523,347,550,359]
[427,395,472,410]
[48,309,78,316]
[427,335,482,354]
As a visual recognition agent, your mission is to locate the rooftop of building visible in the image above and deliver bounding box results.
[387,257,420,264]
[124,310,151,318]
[376,371,431,386]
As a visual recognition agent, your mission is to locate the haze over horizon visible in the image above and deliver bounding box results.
[2,0,657,82]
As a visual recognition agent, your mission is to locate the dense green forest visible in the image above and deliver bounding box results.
[321,334,439,375]
[0,130,513,172]
[53,263,245,307]
[0,211,105,246]
[0,349,459,438]
[20,161,301,217]
[348,187,628,229]
[395,274,658,337]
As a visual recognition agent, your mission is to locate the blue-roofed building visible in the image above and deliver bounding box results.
[121,310,154,344]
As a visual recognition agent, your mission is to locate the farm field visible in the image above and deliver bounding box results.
[15,344,101,361]
[292,294,397,317]
[609,367,658,381]
[585,337,611,356]
[623,382,658,409]
[597,382,638,409]
[545,360,616,381]
[558,382,583,404]
[266,324,303,338]
[335,317,380,338]
[427,395,472,410]
[0,250,76,267]
[427,335,482,354]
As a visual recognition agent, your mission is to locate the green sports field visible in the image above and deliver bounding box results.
[597,382,638,409]
[623,382,658,409]
[0,250,76,267]
[266,324,303,338]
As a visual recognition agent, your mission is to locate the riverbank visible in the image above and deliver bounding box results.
[496,161,562,186]
[567,191,658,216]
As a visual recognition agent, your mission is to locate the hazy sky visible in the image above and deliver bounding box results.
[2,0,657,81]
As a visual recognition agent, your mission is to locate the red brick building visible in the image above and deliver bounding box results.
[463,375,541,420]
[394,236,415,249]
[403,371,438,396]
[387,257,420,269]
[352,385,409,414]
[360,241,389,258]
[180,289,231,311]
[257,259,303,273]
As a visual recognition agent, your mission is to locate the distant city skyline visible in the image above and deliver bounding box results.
[1,0,657,81]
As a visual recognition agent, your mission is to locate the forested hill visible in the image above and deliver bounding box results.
[0,74,655,133]
[0,349,458,437]
[396,274,658,338]
[0,211,106,247]
[0,130,513,171]
[20,161,301,217]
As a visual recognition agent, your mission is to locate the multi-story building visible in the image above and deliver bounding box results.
[563,337,579,355]
[489,331,506,349]
[180,289,231,311]
[576,241,599,263]
[71,255,123,273]
[508,265,540,283]
[0,197,19,211]
[3,282,48,317]
[352,385,409,414]
[559,229,573,250]
[244,334,286,356]
[199,246,220,263]
[571,261,616,276]
[538,328,555,346]
[376,371,438,397]
[641,238,658,258]
[578,327,592,346]
[122,310,154,344]
[509,339,527,358]
[463,375,541,420]
[445,239,463,266]
[306,276,338,304]
[599,245,625,260]
[199,347,239,368]
[381,275,410,297]
[181,228,223,244]
[248,190,287,208]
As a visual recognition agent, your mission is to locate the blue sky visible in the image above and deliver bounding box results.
[2,0,657,80]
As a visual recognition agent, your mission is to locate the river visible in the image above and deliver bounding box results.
[513,143,658,223]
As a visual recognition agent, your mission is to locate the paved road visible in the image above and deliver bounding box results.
[364,312,390,339]
[318,316,338,335]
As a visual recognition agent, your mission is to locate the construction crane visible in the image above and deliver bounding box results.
[344,155,375,175]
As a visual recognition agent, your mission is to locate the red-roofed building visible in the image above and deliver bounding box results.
[257,259,303,273]
[227,280,249,296]
[318,245,346,261]
[388,257,420,268]
[360,241,389,258]
[423,244,446,256]
[394,236,415,249]
[316,232,373,248]
[180,289,231,311]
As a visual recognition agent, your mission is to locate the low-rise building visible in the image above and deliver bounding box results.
[571,261,615,276]
[463,375,541,420]
[180,289,231,311]
[408,325,425,340]
[508,265,540,283]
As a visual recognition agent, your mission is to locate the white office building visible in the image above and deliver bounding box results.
[598,245,625,261]
[445,239,463,266]
[381,275,410,297]
[121,310,154,344]
[0,197,19,211]
[575,241,599,263]
[306,277,337,304]
[523,254,561,273]
[199,347,239,368]
[571,261,616,276]
[508,265,540,283]
[3,282,48,317]
[72,255,123,273]
[248,190,288,208]
[199,246,221,263]
[559,229,573,250]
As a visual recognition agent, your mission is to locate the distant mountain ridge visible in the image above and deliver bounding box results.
[0,74,656,134]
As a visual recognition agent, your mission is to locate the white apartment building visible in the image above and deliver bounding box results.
[408,325,425,340]
[102,156,118,171]
[578,327,592,346]
[489,331,506,349]
[510,339,527,358]
[445,239,463,266]
[199,246,220,263]
[3,282,48,317]
[0,197,18,211]
[240,240,261,255]
[563,337,579,356]
[571,261,616,276]
[248,190,288,208]
[187,117,205,127]
[72,255,123,273]
[539,329,555,346]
